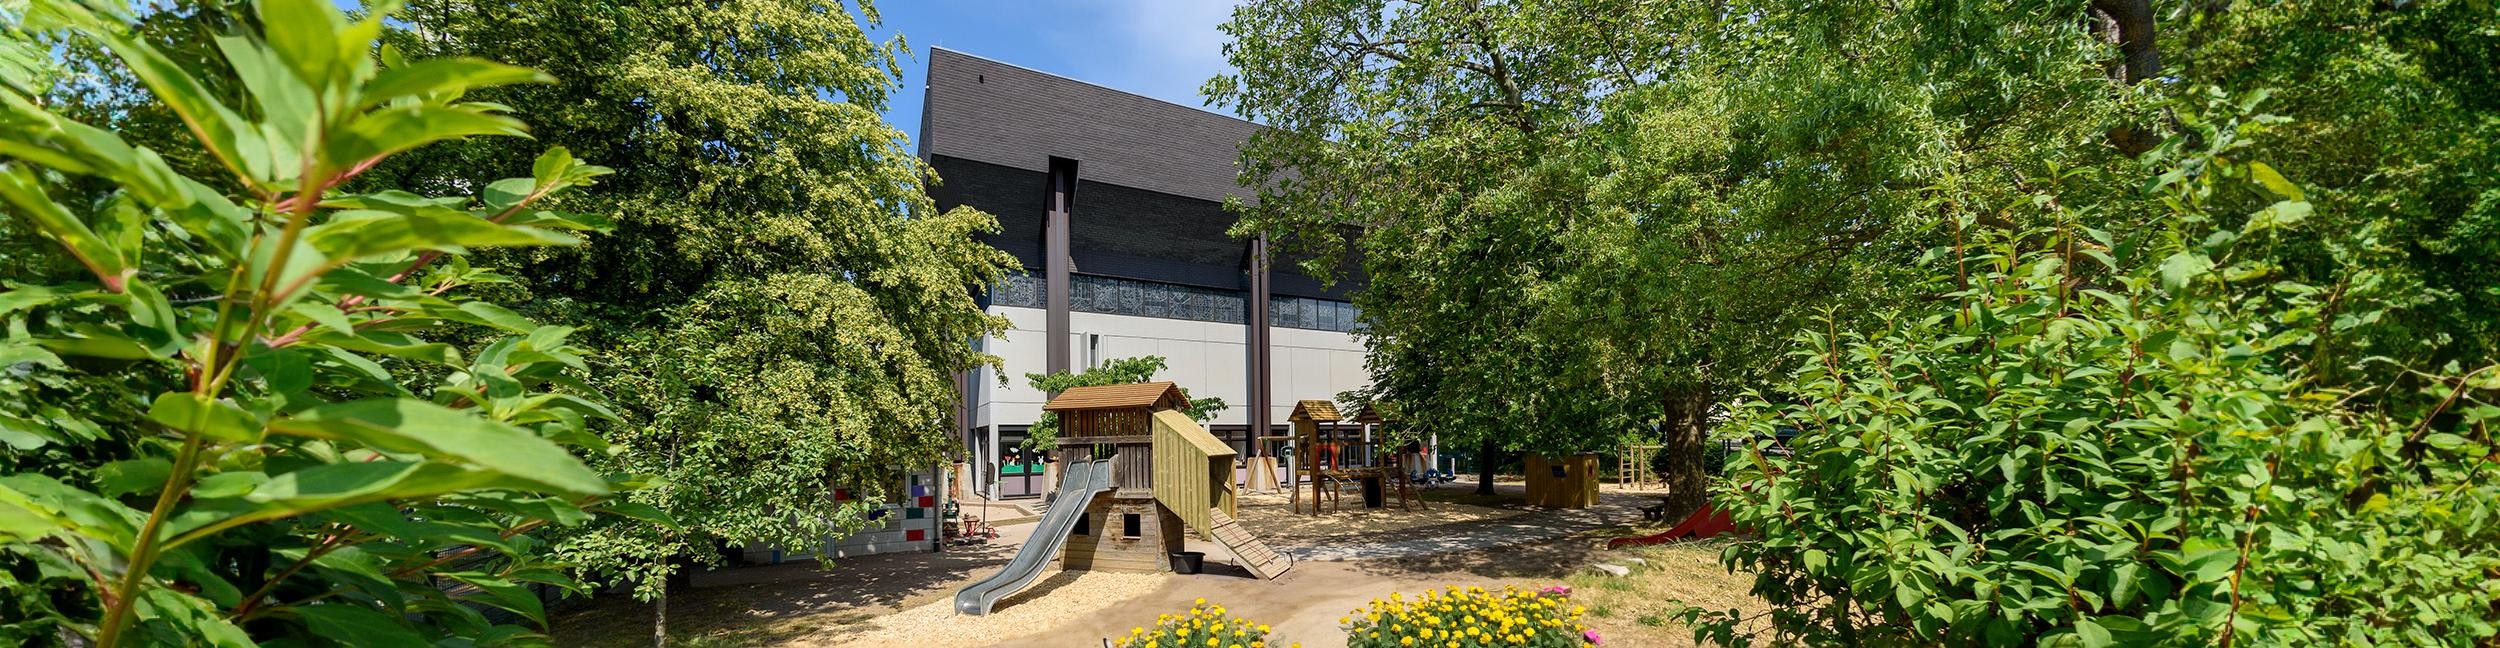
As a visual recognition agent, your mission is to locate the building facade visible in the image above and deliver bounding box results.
[920,48,1372,499]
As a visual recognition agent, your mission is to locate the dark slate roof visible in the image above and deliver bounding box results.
[918,47,1262,206]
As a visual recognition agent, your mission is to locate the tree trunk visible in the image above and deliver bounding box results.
[1659,387,1715,518]
[1475,437,1500,496]
[652,585,668,648]
[2089,0,2163,154]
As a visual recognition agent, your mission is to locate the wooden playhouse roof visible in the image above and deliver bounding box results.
[1289,400,1342,422]
[1350,406,1386,424]
[1152,409,1237,457]
[1043,382,1188,412]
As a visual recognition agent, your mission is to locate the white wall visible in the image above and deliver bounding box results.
[969,304,1369,429]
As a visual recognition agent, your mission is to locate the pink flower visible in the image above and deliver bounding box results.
[1540,585,1573,597]
[1583,629,1604,644]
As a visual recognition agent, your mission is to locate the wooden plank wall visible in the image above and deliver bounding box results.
[1150,415,1226,534]
[1115,442,1153,496]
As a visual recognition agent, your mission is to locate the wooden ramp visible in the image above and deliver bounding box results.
[1204,507,1291,579]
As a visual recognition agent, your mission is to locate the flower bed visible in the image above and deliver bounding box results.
[1342,585,1599,647]
[1116,598,1288,648]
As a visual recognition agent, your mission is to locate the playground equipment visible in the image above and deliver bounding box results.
[1289,400,1426,514]
[953,459,1110,614]
[1606,501,1740,549]
[1617,443,1666,491]
[954,383,1289,615]
[1523,453,1601,509]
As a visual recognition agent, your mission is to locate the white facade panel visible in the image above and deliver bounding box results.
[976,305,1369,428]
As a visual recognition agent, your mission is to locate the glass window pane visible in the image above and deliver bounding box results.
[1143,285,1171,317]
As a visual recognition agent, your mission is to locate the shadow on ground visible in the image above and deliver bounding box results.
[553,539,1022,647]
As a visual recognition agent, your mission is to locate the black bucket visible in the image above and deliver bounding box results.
[1169,551,1206,574]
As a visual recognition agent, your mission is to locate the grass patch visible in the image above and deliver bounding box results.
[1560,540,1767,647]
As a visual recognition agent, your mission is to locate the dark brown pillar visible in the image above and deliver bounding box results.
[1044,158,1077,385]
[1245,235,1272,457]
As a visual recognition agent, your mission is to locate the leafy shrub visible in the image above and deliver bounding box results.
[1117,598,1286,648]
[1,0,652,644]
[1689,95,2500,646]
[1342,585,1600,647]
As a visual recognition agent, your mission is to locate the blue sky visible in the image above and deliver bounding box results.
[861,0,1245,141]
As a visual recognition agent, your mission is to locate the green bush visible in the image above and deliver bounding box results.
[1,1,653,644]
[1689,94,2500,646]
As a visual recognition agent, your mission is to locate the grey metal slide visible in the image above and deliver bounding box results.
[953,458,1114,615]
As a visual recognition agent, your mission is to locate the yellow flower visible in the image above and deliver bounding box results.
[1195,597,1208,606]
[1205,638,1218,648]
[1401,638,1414,647]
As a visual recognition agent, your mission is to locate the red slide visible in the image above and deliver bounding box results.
[1606,502,1741,549]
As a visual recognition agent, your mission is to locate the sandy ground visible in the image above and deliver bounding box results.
[552,480,1762,647]
[1233,487,1531,542]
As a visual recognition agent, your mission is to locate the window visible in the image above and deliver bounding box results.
[1121,513,1142,538]
[985,272,1357,331]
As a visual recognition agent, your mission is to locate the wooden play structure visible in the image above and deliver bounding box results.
[1522,453,1601,509]
[1617,443,1665,490]
[1288,400,1426,515]
[1047,382,1290,578]
[956,382,1291,614]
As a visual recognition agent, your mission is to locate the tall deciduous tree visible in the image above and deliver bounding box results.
[1210,0,1694,496]
[369,0,1017,602]
[1209,0,2144,508]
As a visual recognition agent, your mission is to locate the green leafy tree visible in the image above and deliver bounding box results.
[1209,0,2141,505]
[1023,356,1228,450]
[1,0,645,644]
[1210,0,1700,495]
[1692,95,2500,646]
[358,0,1020,623]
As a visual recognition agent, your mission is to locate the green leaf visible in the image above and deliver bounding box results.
[147,392,264,443]
[362,57,552,108]
[293,603,430,648]
[2245,200,2311,233]
[2246,161,2303,201]
[2159,252,2212,291]
[94,458,173,498]
[303,208,578,262]
[0,338,64,370]
[266,399,608,495]
[0,482,63,542]
[443,572,546,625]
[2110,562,2142,609]
[0,165,132,289]
[290,301,355,334]
[324,104,532,171]
[449,301,536,333]
[2074,617,2113,648]
[137,588,254,648]
[247,461,494,509]
[594,501,682,531]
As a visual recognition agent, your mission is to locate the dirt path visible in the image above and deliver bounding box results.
[552,480,1756,647]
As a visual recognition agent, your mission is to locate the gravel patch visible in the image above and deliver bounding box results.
[814,570,1166,647]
